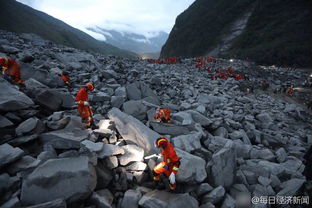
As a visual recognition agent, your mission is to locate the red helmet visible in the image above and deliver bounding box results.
[155,137,168,148]
[85,82,95,91]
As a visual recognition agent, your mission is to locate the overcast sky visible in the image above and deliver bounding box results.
[17,0,195,40]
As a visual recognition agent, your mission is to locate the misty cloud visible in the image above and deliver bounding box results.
[17,0,195,39]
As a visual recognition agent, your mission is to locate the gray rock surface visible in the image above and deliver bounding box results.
[21,156,96,205]
[108,108,160,155]
[209,141,236,189]
[0,144,24,168]
[15,117,44,136]
[40,129,90,149]
[176,148,207,184]
[172,132,202,153]
[118,145,144,166]
[0,78,34,111]
[139,190,198,208]
[120,189,142,208]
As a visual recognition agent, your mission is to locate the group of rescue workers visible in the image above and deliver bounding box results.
[2,56,312,191]
[147,57,178,64]
[0,57,180,190]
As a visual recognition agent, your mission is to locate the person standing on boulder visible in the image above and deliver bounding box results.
[0,57,24,85]
[153,137,180,190]
[75,82,95,128]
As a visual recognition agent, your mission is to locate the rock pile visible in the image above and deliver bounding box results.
[0,29,311,208]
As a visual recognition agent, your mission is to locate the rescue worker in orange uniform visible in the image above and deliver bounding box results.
[154,108,173,123]
[75,82,95,128]
[0,57,24,84]
[153,137,180,190]
[195,57,205,68]
[59,72,70,86]
[287,86,295,96]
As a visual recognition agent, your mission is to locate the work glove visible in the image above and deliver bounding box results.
[169,172,175,184]
[1,66,8,74]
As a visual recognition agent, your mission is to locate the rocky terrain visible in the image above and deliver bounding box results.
[0,29,312,208]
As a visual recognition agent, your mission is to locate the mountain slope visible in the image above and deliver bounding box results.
[160,0,312,67]
[0,0,137,58]
[87,27,168,55]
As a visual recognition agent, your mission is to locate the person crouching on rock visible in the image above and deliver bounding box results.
[154,108,173,123]
[153,137,180,191]
[0,57,24,85]
[59,71,70,86]
[75,82,95,128]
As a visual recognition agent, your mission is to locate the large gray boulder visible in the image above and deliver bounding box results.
[8,135,39,147]
[150,122,196,137]
[208,141,236,189]
[22,199,66,208]
[15,117,44,136]
[120,189,142,208]
[277,178,305,197]
[111,96,125,108]
[250,148,275,161]
[138,190,198,208]
[102,69,118,79]
[108,108,160,155]
[40,129,90,149]
[176,148,207,184]
[97,144,125,158]
[21,65,61,88]
[0,144,24,168]
[172,112,193,125]
[186,110,212,126]
[221,194,236,208]
[172,132,202,153]
[35,89,74,111]
[0,115,14,128]
[90,189,114,208]
[202,186,225,205]
[24,78,49,98]
[197,94,225,106]
[0,78,34,111]
[140,82,158,100]
[118,145,144,166]
[21,156,96,205]
[257,161,285,175]
[0,197,20,208]
[126,83,142,100]
[123,100,147,120]
[6,155,38,175]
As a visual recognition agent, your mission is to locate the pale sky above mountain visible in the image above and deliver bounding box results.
[17,0,195,40]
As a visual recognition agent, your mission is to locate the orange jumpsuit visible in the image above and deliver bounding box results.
[60,74,70,85]
[153,142,180,189]
[207,56,213,63]
[287,88,294,96]
[0,57,23,83]
[75,87,93,127]
[154,108,172,123]
[234,74,244,80]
